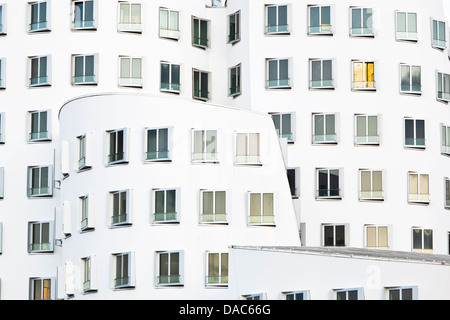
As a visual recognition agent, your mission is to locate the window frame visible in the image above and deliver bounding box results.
[349,7,373,37]
[445,177,450,209]
[307,5,333,35]
[351,60,375,90]
[271,112,295,142]
[441,124,450,156]
[160,61,181,93]
[118,56,142,88]
[112,252,135,289]
[0,167,4,199]
[71,54,98,85]
[364,224,390,249]
[72,0,96,30]
[282,290,309,300]
[399,63,421,94]
[0,4,6,35]
[155,250,184,287]
[436,71,450,102]
[28,110,51,142]
[81,256,98,293]
[408,172,430,204]
[0,112,5,143]
[287,167,300,198]
[191,129,219,163]
[76,132,92,171]
[266,58,291,89]
[28,0,50,33]
[309,58,334,89]
[322,223,348,247]
[431,18,447,50]
[192,68,210,101]
[192,16,209,49]
[312,112,338,144]
[316,168,341,199]
[404,117,425,149]
[105,128,129,165]
[152,188,180,224]
[265,4,290,35]
[359,169,383,201]
[109,189,131,227]
[395,11,418,41]
[28,220,54,253]
[199,189,229,224]
[228,10,240,43]
[228,63,241,97]
[28,54,51,87]
[29,277,55,300]
[334,287,364,300]
[159,7,180,40]
[386,286,418,300]
[27,165,53,197]
[79,193,95,232]
[205,251,228,287]
[412,227,433,253]
[117,1,142,33]
[0,57,5,89]
[354,114,379,145]
[144,126,172,162]
[234,132,262,165]
[248,191,276,226]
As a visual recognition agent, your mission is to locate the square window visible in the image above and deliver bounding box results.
[0,58,5,89]
[309,59,334,89]
[316,168,341,199]
[355,114,379,145]
[284,290,309,300]
[106,128,128,164]
[29,55,51,87]
[29,277,54,300]
[441,124,450,155]
[193,69,210,100]
[29,1,49,32]
[192,129,218,163]
[350,7,373,36]
[265,4,289,34]
[365,225,389,248]
[229,64,241,96]
[266,58,291,89]
[73,0,95,29]
[192,17,209,48]
[352,61,375,90]
[436,71,450,102]
[235,132,261,165]
[335,288,363,300]
[432,19,447,50]
[0,4,6,35]
[119,56,142,87]
[387,286,417,300]
[359,169,383,200]
[145,127,171,161]
[400,64,421,93]
[200,190,228,223]
[82,256,97,292]
[152,188,179,223]
[323,224,346,246]
[228,11,240,43]
[308,5,332,35]
[110,190,130,226]
[113,252,134,289]
[28,221,54,252]
[404,118,425,148]
[29,110,51,142]
[408,172,430,203]
[72,54,97,85]
[206,252,228,286]
[160,62,180,93]
[118,2,141,33]
[396,11,418,41]
[271,112,294,142]
[27,165,52,197]
[412,228,433,253]
[211,0,226,7]
[248,192,275,225]
[159,8,179,39]
[156,251,184,286]
[312,113,337,144]
[243,293,265,300]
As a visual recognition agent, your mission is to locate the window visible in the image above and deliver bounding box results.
[266,58,291,88]
[192,17,209,48]
[408,172,430,203]
[412,228,433,253]
[211,0,225,7]
[243,293,266,300]
[316,168,341,199]
[113,252,135,289]
[445,178,450,209]
[437,72,450,102]
[160,62,180,93]
[352,61,375,90]
[350,7,373,36]
[365,225,389,249]
[0,4,6,35]
[77,133,92,170]
[110,190,130,226]
[29,277,54,300]
[0,57,5,89]
[442,124,450,155]
[79,194,95,231]
[200,190,228,223]
[206,252,228,286]
[118,2,141,33]
[29,110,50,142]
[400,64,421,93]
[192,129,218,163]
[28,221,54,252]
[72,54,97,85]
[283,290,309,300]
[309,59,333,89]
[312,113,337,144]
[265,4,289,34]
[359,169,383,200]
[272,112,294,142]
[323,224,347,246]
[308,5,332,35]
[387,286,417,300]
[248,192,275,225]
[228,11,240,43]
[156,251,184,286]
[119,56,142,87]
[0,167,4,199]
[229,64,241,96]
[404,118,425,148]
[72,0,95,29]
[153,188,179,223]
[29,55,51,86]
[355,114,379,145]
[335,288,363,300]
[145,127,171,161]
[81,256,97,292]
[29,1,49,32]
[396,11,418,41]
[106,128,128,164]
[287,168,299,198]
[159,8,179,39]
[193,69,210,100]
[432,19,447,49]
[235,132,261,165]
[0,222,2,253]
[0,112,4,143]
[27,165,52,197]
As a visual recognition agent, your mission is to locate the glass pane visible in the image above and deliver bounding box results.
[311,60,321,82]
[413,229,422,249]
[215,191,226,214]
[353,62,363,82]
[117,130,124,154]
[170,252,179,276]
[315,114,324,136]
[161,63,169,85]
[424,229,433,250]
[439,21,445,41]
[120,3,129,24]
[74,2,83,23]
[335,225,345,246]
[39,2,46,23]
[119,191,127,215]
[34,279,42,300]
[356,116,366,137]
[32,223,41,244]
[279,59,289,81]
[39,56,47,78]
[397,12,406,32]
[206,130,217,155]
[281,114,291,136]
[352,8,361,28]
[159,253,168,276]
[147,129,157,153]
[221,253,228,277]
[41,222,49,244]
[158,128,168,152]
[366,226,376,247]
[194,130,204,154]
[324,225,334,246]
[321,6,331,25]
[267,6,276,27]
[200,72,208,94]
[310,6,319,27]
[409,174,418,194]
[131,4,141,24]
[132,58,141,78]
[372,171,382,191]
[278,5,287,27]
[336,291,346,300]
[411,66,421,86]
[159,9,168,29]
[249,133,260,156]
[368,116,377,136]
[363,8,372,29]
[250,193,261,216]
[31,4,38,24]
[325,114,335,135]
[171,64,180,85]
[378,226,388,247]
[318,170,328,191]
[120,58,130,78]
[203,191,213,214]
[361,171,371,192]
[323,60,332,80]
[166,189,176,213]
[347,290,358,300]
[272,114,280,132]
[268,60,278,81]
[170,11,179,31]
[208,253,219,276]
[236,133,247,156]
[420,174,429,194]
[85,1,94,22]
[415,120,425,141]
[389,289,400,300]
[85,55,94,76]
[40,166,48,189]
[405,119,414,140]
[401,65,410,87]
[262,193,273,216]
[408,13,417,32]
[155,190,165,214]
[402,288,413,300]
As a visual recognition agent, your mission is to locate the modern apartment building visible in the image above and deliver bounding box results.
[0,0,449,300]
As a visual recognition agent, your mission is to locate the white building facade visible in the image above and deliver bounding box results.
[0,0,449,300]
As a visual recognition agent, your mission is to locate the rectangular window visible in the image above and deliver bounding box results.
[310,59,333,88]
[192,129,218,162]
[77,133,91,170]
[29,1,49,32]
[229,64,241,96]
[235,132,261,165]
[287,168,299,198]
[118,2,141,32]
[0,112,4,143]
[316,168,341,198]
[432,19,447,49]
[387,286,417,300]
[323,224,346,246]
[107,128,127,164]
[404,118,425,148]
[0,4,6,35]
[0,57,5,89]
[28,221,53,252]
[408,172,430,203]
[193,69,209,100]
[119,56,142,87]
[192,17,209,48]
[350,7,373,36]
[73,0,95,29]
[396,11,418,41]
[284,291,309,300]
[243,293,265,300]
[336,288,363,300]
[114,252,134,288]
[412,228,433,253]
[206,252,228,286]
[159,8,179,39]
[27,165,52,197]
[79,194,95,231]
[308,5,332,34]
[160,62,180,93]
[153,188,179,223]
[145,127,170,161]
[200,190,227,223]
[437,72,450,102]
[445,178,450,209]
[360,170,383,200]
[265,4,289,34]
[248,192,275,225]
[29,110,50,141]
[355,114,378,145]
[352,61,375,90]
[29,55,50,86]
[29,277,53,300]
[365,225,389,248]
[72,54,96,84]
[228,11,240,43]
[266,58,290,88]
[313,113,337,143]
[82,256,97,292]
[442,124,450,155]
[157,251,183,286]
[110,190,130,226]
[272,112,294,142]
[400,64,421,93]
[0,167,4,199]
